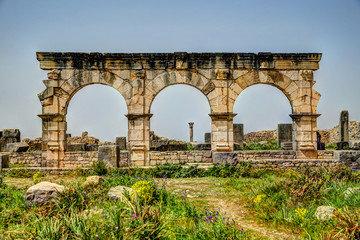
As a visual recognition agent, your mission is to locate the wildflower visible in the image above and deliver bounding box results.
[95,235,98,237]
[120,175,123,178]
[23,195,26,198]
[94,206,97,209]
[83,191,86,194]
[115,226,119,229]
[133,214,137,218]
[253,194,266,203]
[294,208,308,220]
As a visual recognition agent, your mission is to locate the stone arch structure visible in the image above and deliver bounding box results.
[37,52,322,167]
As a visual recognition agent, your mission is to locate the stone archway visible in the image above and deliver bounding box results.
[37,52,322,167]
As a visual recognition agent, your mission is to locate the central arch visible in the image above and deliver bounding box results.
[145,71,215,114]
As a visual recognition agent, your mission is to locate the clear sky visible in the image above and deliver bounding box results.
[0,0,359,142]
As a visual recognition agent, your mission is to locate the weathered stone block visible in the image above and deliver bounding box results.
[0,153,10,169]
[2,129,20,138]
[6,142,29,153]
[277,124,293,149]
[204,132,211,144]
[25,182,65,207]
[116,137,127,150]
[98,145,119,168]
[233,124,244,147]
[213,152,238,166]
[67,143,87,152]
[349,140,360,150]
[193,143,211,150]
[86,144,98,151]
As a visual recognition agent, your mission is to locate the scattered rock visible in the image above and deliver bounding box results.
[25,182,65,207]
[84,176,102,186]
[108,186,135,201]
[344,187,360,199]
[314,206,335,221]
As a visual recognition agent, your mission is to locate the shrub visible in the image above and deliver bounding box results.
[91,160,107,176]
[33,171,44,184]
[131,180,155,203]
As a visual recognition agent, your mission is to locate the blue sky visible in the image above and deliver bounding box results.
[0,0,359,142]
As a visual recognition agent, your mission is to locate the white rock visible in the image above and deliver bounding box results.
[25,182,65,207]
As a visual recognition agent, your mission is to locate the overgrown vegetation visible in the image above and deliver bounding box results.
[2,163,360,239]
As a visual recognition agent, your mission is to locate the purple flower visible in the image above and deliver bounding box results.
[94,206,97,209]
[83,191,86,194]
[120,175,123,178]
[95,235,98,237]
[133,214,137,218]
[116,226,119,229]
[23,195,26,198]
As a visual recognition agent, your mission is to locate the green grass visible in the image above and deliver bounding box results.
[2,164,360,239]
[242,140,283,151]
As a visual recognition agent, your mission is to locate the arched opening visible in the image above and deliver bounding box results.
[150,84,211,146]
[66,84,128,144]
[233,84,293,149]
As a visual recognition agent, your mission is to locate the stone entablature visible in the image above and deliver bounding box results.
[37,52,322,167]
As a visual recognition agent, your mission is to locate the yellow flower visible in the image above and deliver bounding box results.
[131,180,155,202]
[295,208,308,220]
[253,194,266,203]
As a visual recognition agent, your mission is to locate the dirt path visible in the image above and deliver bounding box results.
[166,178,300,240]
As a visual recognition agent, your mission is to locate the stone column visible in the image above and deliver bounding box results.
[209,113,237,152]
[188,122,194,142]
[290,113,320,159]
[126,113,152,166]
[38,114,67,167]
[337,110,349,149]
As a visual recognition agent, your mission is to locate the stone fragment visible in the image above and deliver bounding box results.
[116,137,127,150]
[108,186,136,201]
[67,143,87,152]
[25,182,65,207]
[193,143,211,150]
[314,206,335,221]
[344,187,360,199]
[155,143,187,151]
[0,153,10,170]
[277,124,293,149]
[6,142,29,153]
[213,152,238,165]
[84,176,102,186]
[98,145,119,168]
[204,132,211,144]
[82,131,88,137]
[233,123,244,148]
[337,111,349,149]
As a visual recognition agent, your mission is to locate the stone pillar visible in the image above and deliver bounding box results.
[126,113,152,166]
[204,132,211,144]
[277,124,293,149]
[290,113,320,159]
[233,123,244,148]
[337,110,349,149]
[209,113,237,152]
[188,122,194,142]
[38,114,67,167]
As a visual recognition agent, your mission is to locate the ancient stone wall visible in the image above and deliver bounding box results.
[319,121,360,144]
[244,159,338,169]
[244,130,277,142]
[9,152,42,167]
[237,150,296,160]
[149,151,212,166]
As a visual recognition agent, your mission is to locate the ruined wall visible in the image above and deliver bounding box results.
[244,130,277,142]
[9,152,42,167]
[149,151,212,165]
[319,121,360,144]
[244,159,338,169]
[237,150,296,160]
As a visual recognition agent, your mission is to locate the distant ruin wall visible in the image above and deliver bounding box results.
[244,130,277,142]
[319,121,360,144]
[10,152,42,167]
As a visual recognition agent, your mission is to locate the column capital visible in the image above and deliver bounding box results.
[289,113,321,121]
[38,113,65,120]
[209,112,237,121]
[125,113,153,120]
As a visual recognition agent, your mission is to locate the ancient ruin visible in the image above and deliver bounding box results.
[35,52,323,167]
